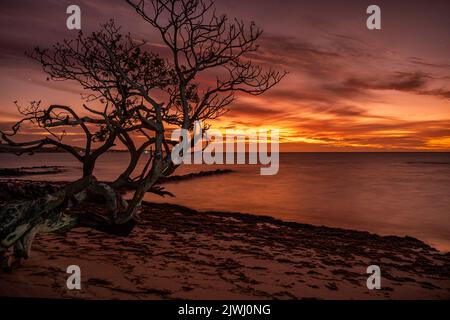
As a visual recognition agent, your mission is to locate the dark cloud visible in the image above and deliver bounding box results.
[260,89,389,119]
[227,103,276,118]
[346,72,428,91]
[246,35,345,77]
[344,72,450,99]
[408,56,450,69]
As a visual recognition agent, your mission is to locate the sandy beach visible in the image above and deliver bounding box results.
[1,189,449,300]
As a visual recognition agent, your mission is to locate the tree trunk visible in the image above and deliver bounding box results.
[0,176,135,271]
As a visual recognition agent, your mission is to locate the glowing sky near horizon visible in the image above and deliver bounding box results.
[0,0,449,151]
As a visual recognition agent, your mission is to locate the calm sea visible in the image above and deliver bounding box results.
[1,152,449,251]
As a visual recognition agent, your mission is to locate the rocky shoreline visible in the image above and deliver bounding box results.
[0,180,449,299]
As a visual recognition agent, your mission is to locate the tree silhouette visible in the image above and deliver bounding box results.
[0,0,285,270]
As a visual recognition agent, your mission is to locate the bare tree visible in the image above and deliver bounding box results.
[0,0,285,270]
[116,0,286,222]
[0,21,176,269]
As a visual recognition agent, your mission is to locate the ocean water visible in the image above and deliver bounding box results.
[1,152,449,251]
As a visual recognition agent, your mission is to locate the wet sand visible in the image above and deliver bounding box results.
[1,201,449,299]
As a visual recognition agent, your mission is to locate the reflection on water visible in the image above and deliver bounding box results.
[1,152,449,251]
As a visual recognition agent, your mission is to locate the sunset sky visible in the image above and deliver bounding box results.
[0,0,449,151]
